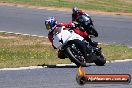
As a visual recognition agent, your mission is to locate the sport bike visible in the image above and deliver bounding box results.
[53,26,106,67]
[75,14,98,37]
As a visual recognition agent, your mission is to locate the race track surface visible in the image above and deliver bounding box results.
[0,61,132,88]
[0,5,132,88]
[0,5,132,46]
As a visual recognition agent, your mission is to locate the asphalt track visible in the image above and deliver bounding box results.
[0,5,132,46]
[0,61,132,88]
[0,5,132,88]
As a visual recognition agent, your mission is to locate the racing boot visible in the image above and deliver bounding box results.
[58,50,67,59]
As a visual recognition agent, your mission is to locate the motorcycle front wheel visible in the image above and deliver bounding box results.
[65,40,87,67]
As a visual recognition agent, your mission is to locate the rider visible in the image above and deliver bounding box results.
[72,7,98,46]
[45,17,97,59]
[72,7,93,25]
[72,7,86,22]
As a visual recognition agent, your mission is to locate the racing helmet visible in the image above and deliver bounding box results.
[72,7,79,14]
[45,17,57,31]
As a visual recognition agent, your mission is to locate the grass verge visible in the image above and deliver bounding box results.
[0,0,132,13]
[0,32,132,68]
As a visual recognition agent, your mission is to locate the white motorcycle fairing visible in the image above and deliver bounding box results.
[53,26,84,49]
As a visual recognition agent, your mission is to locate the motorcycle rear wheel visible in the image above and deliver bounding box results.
[94,54,106,66]
[87,28,98,37]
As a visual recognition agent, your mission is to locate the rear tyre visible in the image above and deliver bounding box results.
[86,25,98,37]
[94,54,106,66]
[90,28,98,37]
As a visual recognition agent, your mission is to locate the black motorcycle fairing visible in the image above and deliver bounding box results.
[75,15,98,37]
[76,15,92,28]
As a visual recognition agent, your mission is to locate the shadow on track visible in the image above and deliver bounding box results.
[37,64,97,68]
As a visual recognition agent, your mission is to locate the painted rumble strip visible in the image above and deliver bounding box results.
[0,31,47,38]
[0,66,43,71]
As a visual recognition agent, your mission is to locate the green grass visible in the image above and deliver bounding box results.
[100,44,132,60]
[0,32,132,68]
[0,33,71,68]
[0,0,132,13]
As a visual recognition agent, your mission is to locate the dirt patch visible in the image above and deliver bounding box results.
[0,2,132,16]
[0,35,16,39]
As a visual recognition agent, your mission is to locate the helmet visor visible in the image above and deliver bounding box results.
[46,24,51,30]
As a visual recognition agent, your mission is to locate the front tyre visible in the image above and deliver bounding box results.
[65,41,87,67]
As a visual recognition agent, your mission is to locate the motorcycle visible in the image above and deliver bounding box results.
[75,14,98,37]
[53,26,106,67]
